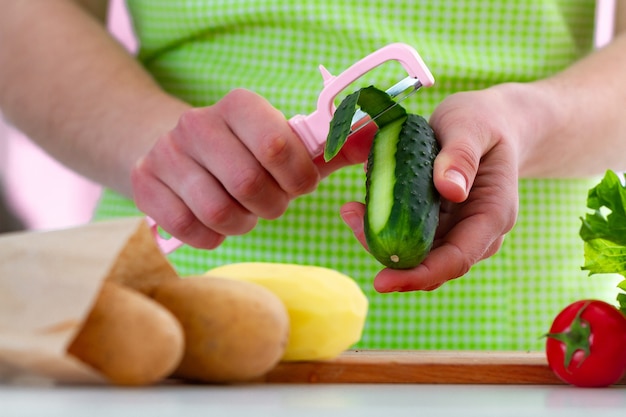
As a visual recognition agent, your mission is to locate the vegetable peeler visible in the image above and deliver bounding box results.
[289,42,434,157]
[150,42,434,254]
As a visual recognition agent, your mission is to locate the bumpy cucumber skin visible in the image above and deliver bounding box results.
[364,114,440,269]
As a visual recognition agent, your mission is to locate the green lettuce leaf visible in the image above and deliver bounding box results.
[580,169,626,314]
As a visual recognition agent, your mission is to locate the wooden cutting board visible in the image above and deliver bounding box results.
[261,350,626,385]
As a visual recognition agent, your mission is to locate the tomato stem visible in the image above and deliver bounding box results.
[545,301,592,370]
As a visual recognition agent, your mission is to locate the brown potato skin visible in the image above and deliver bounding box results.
[152,276,289,383]
[67,281,184,386]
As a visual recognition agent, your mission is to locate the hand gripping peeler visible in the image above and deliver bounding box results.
[150,42,434,254]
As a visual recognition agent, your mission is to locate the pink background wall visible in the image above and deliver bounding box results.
[0,0,136,230]
[0,0,617,231]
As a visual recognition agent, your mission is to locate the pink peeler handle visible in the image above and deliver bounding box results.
[150,43,434,254]
[288,42,434,158]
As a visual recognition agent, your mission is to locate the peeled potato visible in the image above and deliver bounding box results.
[67,281,185,386]
[152,276,289,383]
[206,262,368,361]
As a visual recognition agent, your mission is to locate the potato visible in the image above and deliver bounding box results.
[206,263,368,361]
[66,281,185,386]
[152,276,289,383]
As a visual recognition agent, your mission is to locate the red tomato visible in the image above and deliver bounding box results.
[545,299,626,387]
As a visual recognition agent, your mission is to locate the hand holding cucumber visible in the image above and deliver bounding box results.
[340,86,519,292]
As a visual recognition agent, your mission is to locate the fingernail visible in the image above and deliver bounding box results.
[444,169,467,193]
[341,210,363,235]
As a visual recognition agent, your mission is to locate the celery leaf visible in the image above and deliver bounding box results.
[580,169,626,313]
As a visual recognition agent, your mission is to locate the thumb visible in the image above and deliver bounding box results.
[432,151,474,204]
[430,111,484,204]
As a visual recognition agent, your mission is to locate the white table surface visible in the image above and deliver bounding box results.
[1,382,625,417]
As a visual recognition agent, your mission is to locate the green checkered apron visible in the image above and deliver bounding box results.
[96,0,621,350]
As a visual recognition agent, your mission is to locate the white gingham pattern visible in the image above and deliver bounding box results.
[96,0,620,350]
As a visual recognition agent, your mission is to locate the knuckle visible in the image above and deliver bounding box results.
[447,243,474,279]
[263,196,289,219]
[229,168,290,219]
[503,205,518,232]
[455,257,474,279]
[202,201,236,228]
[163,210,198,239]
[486,198,518,234]
[230,167,267,200]
[172,106,229,157]
[256,132,290,165]
[130,158,149,190]
[189,233,226,250]
[174,108,211,146]
[256,135,320,196]
[200,200,258,235]
[450,140,481,174]
[288,174,319,196]
[217,88,251,114]
[175,108,201,134]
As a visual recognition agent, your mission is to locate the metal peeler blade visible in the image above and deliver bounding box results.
[349,76,423,135]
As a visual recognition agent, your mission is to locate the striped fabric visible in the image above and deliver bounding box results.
[96,0,621,350]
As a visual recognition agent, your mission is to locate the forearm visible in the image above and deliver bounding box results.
[516,32,626,178]
[0,0,190,197]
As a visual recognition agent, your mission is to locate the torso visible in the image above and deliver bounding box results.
[97,0,620,350]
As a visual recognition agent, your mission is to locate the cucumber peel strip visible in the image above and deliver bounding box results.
[324,86,407,161]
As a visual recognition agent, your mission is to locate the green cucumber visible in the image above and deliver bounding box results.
[364,113,440,268]
[325,86,440,269]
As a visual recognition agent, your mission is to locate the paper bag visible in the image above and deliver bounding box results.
[0,217,178,384]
